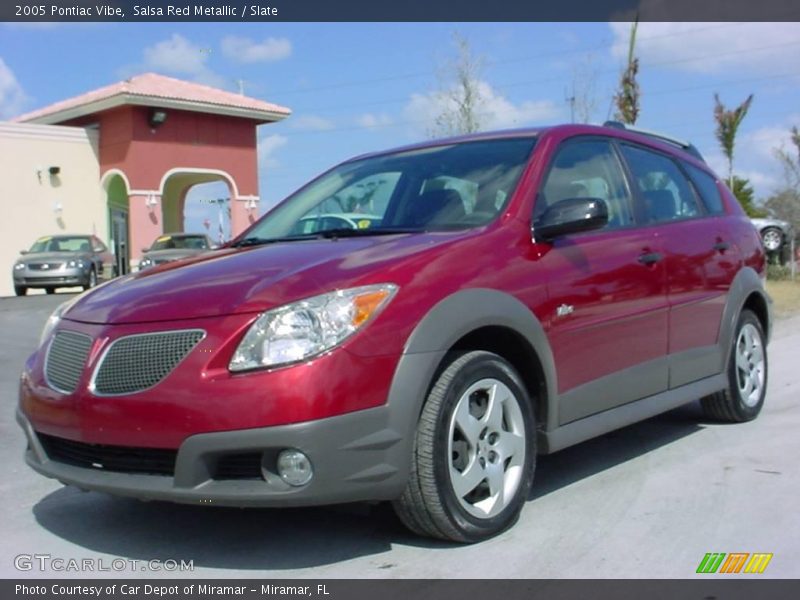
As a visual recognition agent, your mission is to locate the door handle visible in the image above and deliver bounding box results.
[713,241,730,252]
[638,252,663,265]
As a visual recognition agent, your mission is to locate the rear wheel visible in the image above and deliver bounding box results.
[45,287,56,295]
[393,351,535,542]
[701,309,767,422]
[14,286,27,297]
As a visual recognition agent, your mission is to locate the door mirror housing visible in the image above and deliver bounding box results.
[20,249,28,255]
[534,197,609,241]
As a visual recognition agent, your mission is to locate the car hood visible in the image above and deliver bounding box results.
[63,232,468,325]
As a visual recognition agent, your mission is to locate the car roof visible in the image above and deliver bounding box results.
[347,123,709,171]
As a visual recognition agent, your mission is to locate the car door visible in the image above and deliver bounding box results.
[618,145,737,387]
[534,138,670,424]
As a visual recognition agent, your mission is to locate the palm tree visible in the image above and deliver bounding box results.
[613,20,640,125]
[713,93,754,188]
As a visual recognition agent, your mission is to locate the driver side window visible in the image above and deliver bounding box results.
[535,139,633,230]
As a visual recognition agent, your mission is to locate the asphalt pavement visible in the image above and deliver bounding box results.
[1,293,798,578]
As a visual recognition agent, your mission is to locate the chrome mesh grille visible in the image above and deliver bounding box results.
[93,330,204,395]
[45,331,93,394]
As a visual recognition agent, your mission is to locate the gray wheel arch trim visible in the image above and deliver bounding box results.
[718,267,772,371]
[384,289,558,480]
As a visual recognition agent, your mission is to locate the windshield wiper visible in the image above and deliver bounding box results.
[315,227,423,239]
[230,235,318,248]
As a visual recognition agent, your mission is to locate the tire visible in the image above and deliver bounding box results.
[14,286,27,297]
[701,309,767,422]
[392,351,536,542]
[83,268,97,291]
[45,287,56,295]
[760,227,783,253]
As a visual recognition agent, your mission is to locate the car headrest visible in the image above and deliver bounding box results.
[409,189,466,226]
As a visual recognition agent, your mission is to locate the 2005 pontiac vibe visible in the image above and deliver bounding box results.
[18,123,770,542]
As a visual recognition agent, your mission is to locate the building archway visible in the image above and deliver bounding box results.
[101,170,131,276]
[159,168,238,236]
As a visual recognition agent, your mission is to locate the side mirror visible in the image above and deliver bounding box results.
[534,197,609,241]
[20,250,28,255]
[141,247,150,253]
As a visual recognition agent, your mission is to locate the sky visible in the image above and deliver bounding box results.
[1,21,799,237]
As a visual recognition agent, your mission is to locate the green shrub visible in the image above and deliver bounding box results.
[767,264,792,281]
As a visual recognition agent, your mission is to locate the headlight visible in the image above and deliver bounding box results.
[14,263,25,271]
[229,283,398,371]
[39,300,73,346]
[67,259,86,268]
[139,257,153,270]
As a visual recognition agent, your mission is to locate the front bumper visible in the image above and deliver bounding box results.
[14,268,88,288]
[17,406,408,507]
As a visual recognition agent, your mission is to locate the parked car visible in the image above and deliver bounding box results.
[12,234,113,296]
[750,217,793,264]
[138,232,214,270]
[18,123,771,542]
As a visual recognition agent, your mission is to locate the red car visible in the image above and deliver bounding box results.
[18,123,770,542]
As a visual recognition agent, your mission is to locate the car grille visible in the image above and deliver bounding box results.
[92,330,205,396]
[38,433,177,476]
[37,434,265,481]
[45,331,93,393]
[29,262,64,271]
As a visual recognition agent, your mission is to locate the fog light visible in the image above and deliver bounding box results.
[277,449,313,487]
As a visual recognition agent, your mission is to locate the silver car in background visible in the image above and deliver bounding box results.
[12,234,114,296]
[751,217,794,263]
[139,232,214,270]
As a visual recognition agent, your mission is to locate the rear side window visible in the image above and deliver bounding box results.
[685,163,726,215]
[620,144,701,224]
[536,139,634,229]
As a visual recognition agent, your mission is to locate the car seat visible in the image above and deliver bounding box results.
[408,189,466,226]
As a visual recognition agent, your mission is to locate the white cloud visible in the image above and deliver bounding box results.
[258,133,288,169]
[290,115,334,131]
[609,22,800,74]
[221,36,292,63]
[0,57,28,119]
[357,113,393,129]
[404,80,562,134]
[141,34,225,88]
[745,121,800,161]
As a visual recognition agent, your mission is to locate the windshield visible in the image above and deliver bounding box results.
[28,236,92,253]
[240,137,537,243]
[149,235,209,251]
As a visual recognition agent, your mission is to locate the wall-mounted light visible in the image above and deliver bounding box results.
[53,202,63,216]
[49,166,61,176]
[245,199,258,212]
[149,109,168,129]
[146,194,159,211]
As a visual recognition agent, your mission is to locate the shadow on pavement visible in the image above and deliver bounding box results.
[32,402,707,568]
[532,401,704,500]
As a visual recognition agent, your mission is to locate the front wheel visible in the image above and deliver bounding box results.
[393,351,535,542]
[701,309,767,422]
[83,268,97,291]
[14,286,27,297]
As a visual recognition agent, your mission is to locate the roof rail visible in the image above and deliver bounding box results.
[602,121,706,163]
